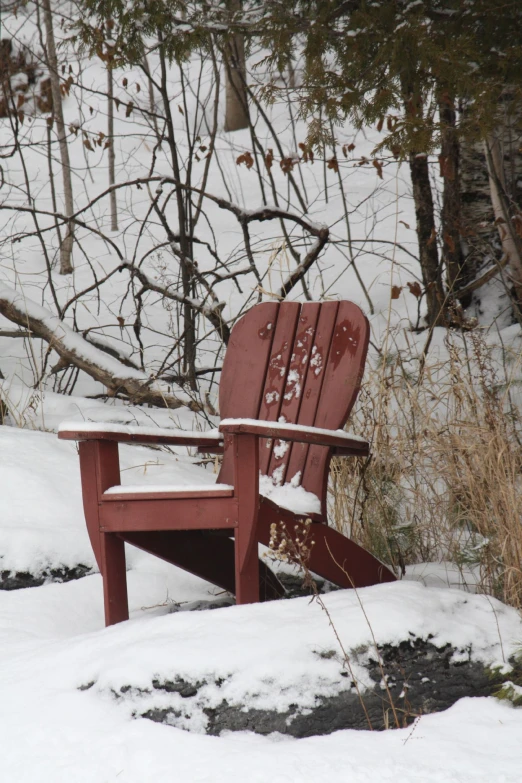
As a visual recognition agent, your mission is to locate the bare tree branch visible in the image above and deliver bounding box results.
[119,263,231,344]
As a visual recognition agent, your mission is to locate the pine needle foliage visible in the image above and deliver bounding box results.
[75,1,522,154]
[256,0,522,153]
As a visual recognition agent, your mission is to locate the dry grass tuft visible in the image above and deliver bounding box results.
[329,327,522,610]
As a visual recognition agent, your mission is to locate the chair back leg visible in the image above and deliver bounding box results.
[234,534,260,604]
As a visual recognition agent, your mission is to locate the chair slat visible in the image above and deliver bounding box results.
[284,301,340,489]
[257,301,301,475]
[266,302,321,484]
[302,301,369,497]
[218,301,279,485]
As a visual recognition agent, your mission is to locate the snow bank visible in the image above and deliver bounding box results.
[0,577,521,782]
[71,581,520,714]
[0,424,521,781]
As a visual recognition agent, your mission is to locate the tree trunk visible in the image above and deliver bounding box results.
[107,59,118,231]
[460,92,522,312]
[224,0,249,132]
[142,54,160,140]
[409,153,445,326]
[459,131,498,288]
[439,99,467,302]
[485,132,522,302]
[400,77,445,326]
[157,40,197,390]
[42,0,74,274]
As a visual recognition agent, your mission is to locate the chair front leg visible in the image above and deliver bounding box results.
[100,533,129,625]
[233,433,260,604]
[78,440,129,625]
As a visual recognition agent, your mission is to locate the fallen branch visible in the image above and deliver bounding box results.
[82,332,142,372]
[0,287,202,411]
[0,329,32,338]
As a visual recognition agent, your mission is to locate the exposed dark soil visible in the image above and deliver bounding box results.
[0,564,93,590]
[137,637,513,736]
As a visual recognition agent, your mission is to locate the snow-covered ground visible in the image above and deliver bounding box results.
[2,531,522,783]
[0,423,522,782]
[1,5,522,780]
[1,555,522,782]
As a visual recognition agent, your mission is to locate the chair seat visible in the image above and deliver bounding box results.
[102,477,321,515]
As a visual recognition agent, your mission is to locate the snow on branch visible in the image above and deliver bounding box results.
[162,180,329,238]
[152,178,330,298]
[78,175,329,241]
[8,177,329,299]
[119,264,230,343]
[0,287,202,411]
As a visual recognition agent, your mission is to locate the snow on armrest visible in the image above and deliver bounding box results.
[219,418,368,450]
[58,421,223,446]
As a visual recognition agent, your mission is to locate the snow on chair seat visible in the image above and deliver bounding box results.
[103,484,234,500]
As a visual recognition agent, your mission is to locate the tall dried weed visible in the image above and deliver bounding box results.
[330,327,522,610]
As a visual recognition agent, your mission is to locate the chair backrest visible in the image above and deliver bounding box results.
[217,301,369,505]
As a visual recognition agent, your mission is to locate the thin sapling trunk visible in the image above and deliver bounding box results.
[42,0,74,274]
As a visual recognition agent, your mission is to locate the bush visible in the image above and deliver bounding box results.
[330,327,522,610]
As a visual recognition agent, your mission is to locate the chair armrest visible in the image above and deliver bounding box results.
[58,421,223,449]
[219,418,369,453]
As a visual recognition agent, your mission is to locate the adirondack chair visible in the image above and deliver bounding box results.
[59,301,395,626]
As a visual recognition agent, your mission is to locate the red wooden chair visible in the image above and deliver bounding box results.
[59,301,395,625]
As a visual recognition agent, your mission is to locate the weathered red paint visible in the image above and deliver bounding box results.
[59,301,396,627]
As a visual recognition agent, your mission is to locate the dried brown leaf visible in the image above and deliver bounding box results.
[236,151,254,169]
[280,156,296,174]
[407,281,423,298]
[373,159,383,179]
